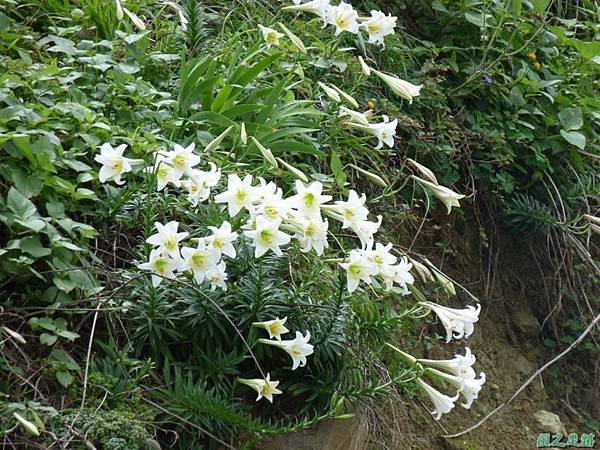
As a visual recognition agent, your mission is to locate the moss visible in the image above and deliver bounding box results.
[59,408,153,450]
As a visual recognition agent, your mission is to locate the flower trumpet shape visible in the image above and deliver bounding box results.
[412,176,465,214]
[214,173,260,217]
[287,180,332,220]
[417,347,477,379]
[360,10,397,46]
[238,373,282,403]
[138,248,182,287]
[339,249,378,293]
[252,317,290,340]
[180,240,220,284]
[282,0,332,24]
[426,368,486,409]
[203,221,239,258]
[259,331,314,370]
[368,115,398,149]
[416,378,459,420]
[146,221,189,258]
[243,216,292,258]
[326,2,359,35]
[258,24,284,48]
[419,301,481,343]
[94,143,134,185]
[371,68,422,103]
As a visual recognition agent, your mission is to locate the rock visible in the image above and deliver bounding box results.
[257,412,369,450]
[533,410,566,435]
[511,304,541,339]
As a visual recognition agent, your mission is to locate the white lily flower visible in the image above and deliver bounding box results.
[327,2,359,35]
[180,240,220,284]
[371,68,422,103]
[288,180,332,220]
[138,248,182,287]
[151,154,182,191]
[204,221,239,258]
[412,176,465,214]
[167,143,200,178]
[252,317,290,340]
[258,24,284,48]
[181,163,221,206]
[244,216,292,258]
[366,242,397,272]
[369,115,397,149]
[294,217,329,255]
[94,143,133,185]
[238,373,283,403]
[360,10,397,46]
[349,215,382,249]
[427,368,486,409]
[318,81,341,103]
[339,106,371,127]
[419,301,481,343]
[418,347,477,380]
[416,378,459,420]
[325,189,369,229]
[357,55,371,76]
[384,257,415,292]
[340,249,378,293]
[282,0,331,24]
[255,185,291,221]
[259,331,314,370]
[206,261,228,291]
[146,221,189,258]
[406,158,438,185]
[214,173,260,217]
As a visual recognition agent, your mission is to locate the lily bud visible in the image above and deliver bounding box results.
[357,55,371,76]
[371,68,422,103]
[123,8,146,30]
[115,0,124,20]
[251,137,278,168]
[317,82,341,102]
[276,158,308,183]
[277,22,307,54]
[2,326,26,344]
[240,122,247,145]
[406,158,438,185]
[205,125,234,152]
[330,84,359,108]
[13,413,40,437]
[348,163,387,187]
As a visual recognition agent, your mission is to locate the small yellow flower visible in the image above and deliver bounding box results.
[527,52,537,60]
[532,62,541,70]
[367,100,375,110]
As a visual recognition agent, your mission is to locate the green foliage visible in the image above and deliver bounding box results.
[1,0,598,448]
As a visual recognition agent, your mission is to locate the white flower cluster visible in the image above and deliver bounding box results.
[284,1,396,46]
[417,347,486,419]
[138,220,236,292]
